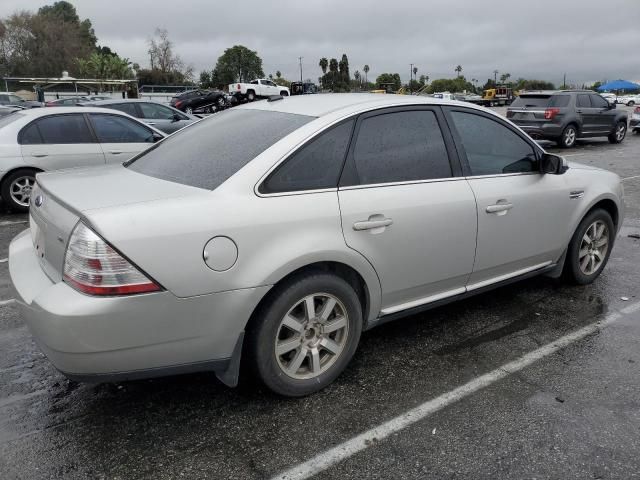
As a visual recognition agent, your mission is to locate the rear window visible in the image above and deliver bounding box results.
[511,95,570,108]
[126,109,313,190]
[0,111,24,129]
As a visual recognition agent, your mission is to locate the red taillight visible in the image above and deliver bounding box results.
[635,106,640,114]
[544,107,560,120]
[45,101,55,107]
[63,222,161,296]
[237,84,241,90]
[174,100,183,108]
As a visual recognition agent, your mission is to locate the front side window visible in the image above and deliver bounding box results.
[350,110,451,185]
[89,114,154,143]
[139,103,176,120]
[590,94,609,108]
[449,111,537,176]
[260,120,354,193]
[127,109,313,190]
[34,114,93,144]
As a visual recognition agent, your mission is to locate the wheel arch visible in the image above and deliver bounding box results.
[1,165,44,187]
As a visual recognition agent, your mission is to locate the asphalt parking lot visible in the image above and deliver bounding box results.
[1,107,639,479]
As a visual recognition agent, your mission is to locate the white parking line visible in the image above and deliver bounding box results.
[0,299,15,306]
[622,175,640,181]
[272,302,638,480]
[0,220,27,226]
[0,258,7,263]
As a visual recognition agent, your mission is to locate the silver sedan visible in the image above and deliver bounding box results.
[9,94,624,396]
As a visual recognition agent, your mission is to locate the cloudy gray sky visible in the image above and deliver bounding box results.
[4,0,640,86]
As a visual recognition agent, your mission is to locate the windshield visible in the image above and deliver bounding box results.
[0,111,24,127]
[511,95,570,108]
[126,108,314,190]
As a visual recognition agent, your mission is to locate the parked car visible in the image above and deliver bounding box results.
[0,106,165,211]
[0,106,21,118]
[80,99,199,134]
[169,89,227,114]
[630,106,640,133]
[45,97,90,107]
[616,94,640,106]
[0,92,42,108]
[229,79,290,102]
[506,90,628,147]
[600,92,617,105]
[8,95,624,396]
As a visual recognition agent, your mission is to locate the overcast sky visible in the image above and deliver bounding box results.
[4,0,640,86]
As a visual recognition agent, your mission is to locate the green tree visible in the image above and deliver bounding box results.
[363,64,370,84]
[77,51,133,79]
[319,57,328,74]
[455,65,462,78]
[376,73,402,91]
[210,45,264,85]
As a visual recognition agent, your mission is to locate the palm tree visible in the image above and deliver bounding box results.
[319,58,328,75]
[493,69,499,84]
[413,66,418,78]
[329,58,339,90]
[354,70,361,89]
[455,65,462,78]
[363,64,370,84]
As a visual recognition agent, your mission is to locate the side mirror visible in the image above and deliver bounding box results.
[172,113,181,122]
[540,153,568,175]
[608,102,616,110]
[152,132,164,142]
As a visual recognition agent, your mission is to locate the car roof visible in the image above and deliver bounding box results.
[88,99,161,106]
[236,93,489,118]
[8,106,141,117]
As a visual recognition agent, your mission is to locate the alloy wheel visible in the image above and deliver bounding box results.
[564,127,576,147]
[578,220,609,275]
[10,175,34,207]
[615,123,626,141]
[275,293,349,380]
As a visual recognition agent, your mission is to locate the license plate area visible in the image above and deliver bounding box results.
[30,214,47,262]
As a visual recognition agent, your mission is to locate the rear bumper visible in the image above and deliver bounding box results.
[9,229,270,384]
[514,122,564,139]
[630,118,639,129]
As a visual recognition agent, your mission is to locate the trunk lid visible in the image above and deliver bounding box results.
[31,164,207,281]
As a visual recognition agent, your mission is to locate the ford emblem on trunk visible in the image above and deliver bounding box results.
[34,195,43,207]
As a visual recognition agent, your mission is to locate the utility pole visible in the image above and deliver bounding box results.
[563,72,566,89]
[299,57,303,84]
[409,63,413,93]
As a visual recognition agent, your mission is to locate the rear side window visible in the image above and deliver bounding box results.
[577,94,591,108]
[260,120,354,193]
[34,114,93,144]
[127,109,313,190]
[350,110,451,185]
[20,122,43,144]
[450,111,537,175]
[108,103,139,117]
[89,114,155,143]
[549,95,570,107]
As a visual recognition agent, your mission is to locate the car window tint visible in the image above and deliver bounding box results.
[351,110,451,185]
[20,122,43,144]
[577,94,591,108]
[127,109,313,190]
[139,103,175,120]
[36,114,93,144]
[261,120,354,193]
[89,114,154,143]
[590,94,609,108]
[9,95,23,103]
[549,95,570,107]
[0,95,8,102]
[511,96,551,107]
[450,111,537,176]
[108,103,139,117]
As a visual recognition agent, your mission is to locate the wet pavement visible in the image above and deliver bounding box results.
[1,112,639,479]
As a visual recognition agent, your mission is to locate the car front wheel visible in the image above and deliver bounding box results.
[608,122,626,144]
[1,169,37,213]
[563,209,614,285]
[247,272,362,397]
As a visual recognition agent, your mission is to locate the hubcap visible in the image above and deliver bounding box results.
[616,124,626,141]
[275,293,349,380]
[578,220,609,275]
[564,128,576,146]
[10,176,35,207]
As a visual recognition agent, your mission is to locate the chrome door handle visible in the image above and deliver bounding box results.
[109,150,123,154]
[486,203,513,214]
[33,154,48,158]
[353,218,393,231]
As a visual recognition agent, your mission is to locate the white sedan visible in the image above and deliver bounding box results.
[0,107,165,211]
[617,94,640,106]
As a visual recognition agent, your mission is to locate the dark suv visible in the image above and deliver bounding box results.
[169,89,227,114]
[507,90,628,148]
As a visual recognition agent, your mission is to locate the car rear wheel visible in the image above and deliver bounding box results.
[1,168,37,213]
[247,272,362,397]
[563,209,614,285]
[608,122,626,144]
[558,124,577,148]
[247,90,255,102]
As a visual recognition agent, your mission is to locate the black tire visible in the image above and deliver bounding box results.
[608,121,626,144]
[1,168,38,213]
[247,90,255,102]
[280,91,289,97]
[563,208,614,285]
[246,271,363,397]
[557,124,578,148]
[627,101,635,106]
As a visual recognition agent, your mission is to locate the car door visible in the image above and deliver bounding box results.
[138,102,189,134]
[444,107,571,290]
[87,112,158,163]
[19,113,105,170]
[589,93,617,133]
[338,107,478,314]
[576,93,598,135]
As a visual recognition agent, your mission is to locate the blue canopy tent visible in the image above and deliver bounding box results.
[597,79,640,92]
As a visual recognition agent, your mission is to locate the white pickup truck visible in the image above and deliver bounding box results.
[229,79,290,102]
